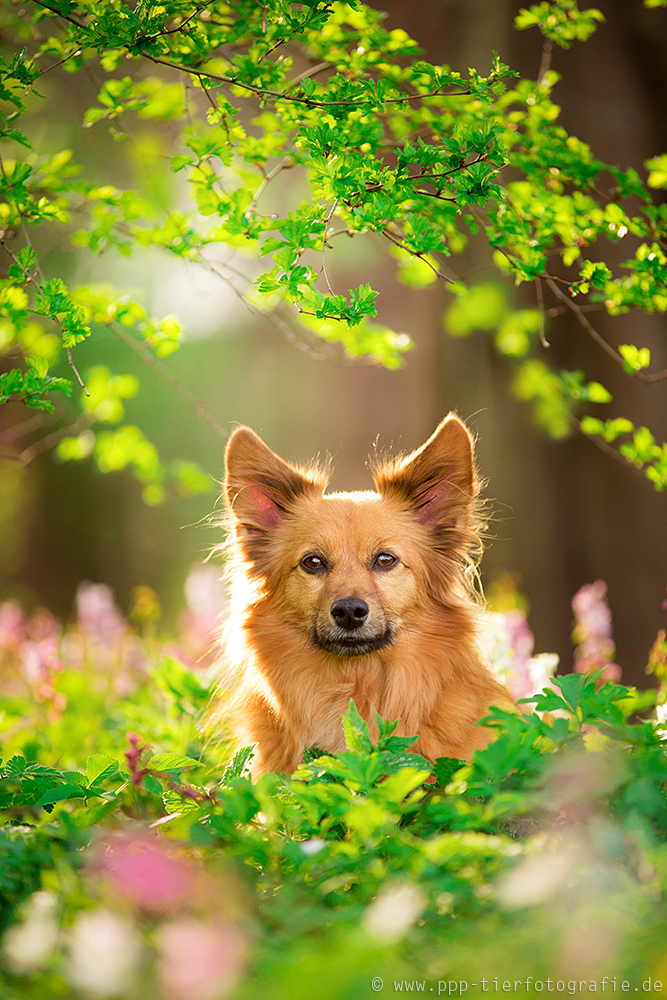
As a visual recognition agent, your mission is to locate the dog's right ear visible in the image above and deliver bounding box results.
[225,427,327,534]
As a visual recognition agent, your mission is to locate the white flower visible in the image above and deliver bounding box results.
[66,909,141,996]
[362,882,426,942]
[1,891,59,975]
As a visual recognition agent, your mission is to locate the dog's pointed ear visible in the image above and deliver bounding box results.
[225,427,327,534]
[371,414,477,527]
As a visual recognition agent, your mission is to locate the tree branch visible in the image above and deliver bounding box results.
[546,278,667,384]
[321,198,339,296]
[31,0,89,30]
[570,415,648,482]
[138,51,471,109]
[381,229,456,284]
[110,325,227,441]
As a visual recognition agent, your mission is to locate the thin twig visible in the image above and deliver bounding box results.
[0,411,48,448]
[18,412,95,466]
[535,276,549,347]
[137,3,213,43]
[382,229,456,284]
[31,0,89,30]
[36,48,83,77]
[248,157,292,212]
[412,188,458,203]
[570,415,648,481]
[546,278,667,384]
[138,52,470,109]
[198,254,328,360]
[537,41,553,84]
[110,325,227,440]
[321,198,338,296]
[283,61,331,92]
[417,152,489,183]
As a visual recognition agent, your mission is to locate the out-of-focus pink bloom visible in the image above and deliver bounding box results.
[0,600,26,650]
[572,581,621,683]
[503,609,535,694]
[27,608,60,643]
[98,833,198,914]
[168,564,226,670]
[76,582,127,649]
[481,609,558,700]
[18,610,66,716]
[156,919,247,1000]
[113,635,148,694]
[20,637,60,682]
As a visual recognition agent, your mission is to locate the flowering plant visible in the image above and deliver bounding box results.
[2,577,667,997]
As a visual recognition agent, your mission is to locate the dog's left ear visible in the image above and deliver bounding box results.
[371,414,477,527]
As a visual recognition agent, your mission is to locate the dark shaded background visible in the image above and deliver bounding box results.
[1,0,665,685]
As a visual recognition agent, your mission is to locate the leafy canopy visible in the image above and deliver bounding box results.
[0,0,666,492]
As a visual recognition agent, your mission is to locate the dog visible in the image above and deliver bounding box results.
[220,414,508,776]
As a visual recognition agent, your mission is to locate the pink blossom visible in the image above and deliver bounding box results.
[18,611,65,714]
[168,565,225,669]
[20,637,61,687]
[156,919,247,1000]
[0,600,26,650]
[503,609,535,698]
[98,834,198,914]
[27,608,61,643]
[571,581,621,683]
[124,732,150,789]
[75,582,127,649]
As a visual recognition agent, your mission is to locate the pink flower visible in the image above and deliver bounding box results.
[0,600,26,650]
[27,608,60,643]
[572,581,621,683]
[156,919,247,1000]
[124,732,150,789]
[98,834,198,914]
[76,582,127,649]
[168,565,225,670]
[20,637,61,687]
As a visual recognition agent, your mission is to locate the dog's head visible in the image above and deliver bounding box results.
[223,415,481,656]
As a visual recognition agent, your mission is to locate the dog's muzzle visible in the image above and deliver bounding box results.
[313,597,394,656]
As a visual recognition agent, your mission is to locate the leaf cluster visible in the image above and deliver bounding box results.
[0,1,665,491]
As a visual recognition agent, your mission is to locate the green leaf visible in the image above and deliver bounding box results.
[342,701,374,754]
[222,745,255,782]
[146,752,201,773]
[85,754,120,785]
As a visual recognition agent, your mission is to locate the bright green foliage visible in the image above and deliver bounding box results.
[0,0,665,494]
[0,358,71,412]
[2,596,667,998]
[515,1,605,48]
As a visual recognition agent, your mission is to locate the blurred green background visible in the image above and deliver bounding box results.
[0,0,666,686]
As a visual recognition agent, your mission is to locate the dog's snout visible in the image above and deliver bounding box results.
[330,597,369,631]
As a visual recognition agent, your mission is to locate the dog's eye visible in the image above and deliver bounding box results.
[301,554,327,573]
[373,552,397,570]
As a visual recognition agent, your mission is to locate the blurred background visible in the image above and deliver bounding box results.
[0,0,665,687]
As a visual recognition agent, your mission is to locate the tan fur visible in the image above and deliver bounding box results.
[219,414,509,777]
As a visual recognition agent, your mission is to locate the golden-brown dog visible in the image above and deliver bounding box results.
[220,414,508,776]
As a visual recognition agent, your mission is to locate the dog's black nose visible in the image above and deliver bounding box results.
[330,598,369,631]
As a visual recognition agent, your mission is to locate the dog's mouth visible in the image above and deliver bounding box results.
[312,626,394,658]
